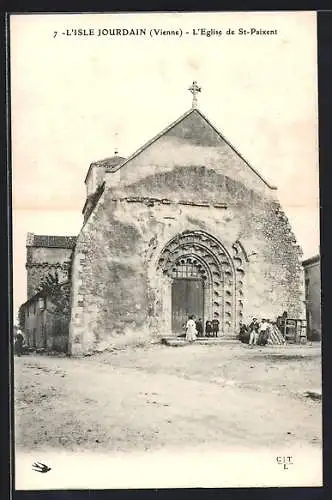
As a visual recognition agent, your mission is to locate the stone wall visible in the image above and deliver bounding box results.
[26,247,73,298]
[69,177,305,354]
[304,259,321,340]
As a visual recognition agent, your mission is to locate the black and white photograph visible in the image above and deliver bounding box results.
[11,11,322,490]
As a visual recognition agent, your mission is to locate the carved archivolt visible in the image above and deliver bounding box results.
[156,230,245,334]
[232,240,247,327]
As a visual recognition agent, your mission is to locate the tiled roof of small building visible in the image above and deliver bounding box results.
[92,155,125,166]
[91,155,126,172]
[84,155,126,184]
[26,233,77,249]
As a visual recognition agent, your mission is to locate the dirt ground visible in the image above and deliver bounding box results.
[14,341,322,453]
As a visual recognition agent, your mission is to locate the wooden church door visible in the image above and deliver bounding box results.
[171,278,204,334]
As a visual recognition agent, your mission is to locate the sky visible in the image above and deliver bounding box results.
[10,11,319,320]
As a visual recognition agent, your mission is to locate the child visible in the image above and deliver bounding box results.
[205,320,213,337]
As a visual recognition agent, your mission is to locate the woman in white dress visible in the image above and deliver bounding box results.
[185,315,197,342]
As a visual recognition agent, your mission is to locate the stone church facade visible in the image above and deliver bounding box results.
[22,102,305,355]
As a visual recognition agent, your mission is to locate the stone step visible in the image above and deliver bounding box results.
[161,336,239,347]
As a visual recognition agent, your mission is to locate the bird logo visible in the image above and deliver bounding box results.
[32,462,51,473]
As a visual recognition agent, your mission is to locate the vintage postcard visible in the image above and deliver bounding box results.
[11,11,322,490]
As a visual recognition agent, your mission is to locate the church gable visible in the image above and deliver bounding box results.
[107,108,276,199]
[166,109,236,148]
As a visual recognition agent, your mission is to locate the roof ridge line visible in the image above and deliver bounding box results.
[194,108,277,190]
[112,108,195,173]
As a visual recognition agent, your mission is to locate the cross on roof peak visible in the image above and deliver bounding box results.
[188,81,202,108]
[114,131,119,156]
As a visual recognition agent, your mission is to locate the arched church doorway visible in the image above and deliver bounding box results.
[170,256,206,332]
[157,230,244,336]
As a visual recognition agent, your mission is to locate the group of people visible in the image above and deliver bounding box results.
[185,316,273,345]
[182,316,221,342]
[239,317,271,346]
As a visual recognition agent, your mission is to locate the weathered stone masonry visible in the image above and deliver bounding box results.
[26,233,76,298]
[68,107,305,354]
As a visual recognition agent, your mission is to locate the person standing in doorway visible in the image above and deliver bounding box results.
[186,315,197,342]
[195,318,203,337]
[205,320,212,337]
[212,318,220,337]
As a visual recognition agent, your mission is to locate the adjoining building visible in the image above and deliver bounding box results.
[20,234,75,351]
[19,86,307,354]
[303,255,321,341]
